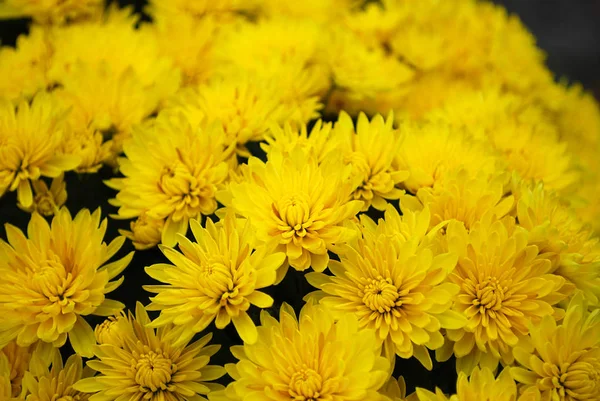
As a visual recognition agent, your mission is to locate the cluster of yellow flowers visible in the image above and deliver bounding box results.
[1,0,600,400]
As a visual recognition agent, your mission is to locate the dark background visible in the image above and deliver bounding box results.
[1,0,599,394]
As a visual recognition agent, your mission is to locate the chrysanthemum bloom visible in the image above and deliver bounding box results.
[106,111,232,247]
[20,354,92,401]
[261,120,338,165]
[437,213,570,374]
[327,26,414,105]
[0,0,103,23]
[401,169,514,231]
[59,124,113,174]
[144,213,285,344]
[171,75,285,157]
[0,93,80,208]
[515,182,600,306]
[74,302,226,401]
[214,17,330,123]
[415,367,537,401]
[0,208,132,357]
[151,13,218,87]
[307,206,466,370]
[93,312,128,347]
[219,147,362,274]
[210,302,391,401]
[0,27,51,103]
[434,89,578,194]
[0,341,35,398]
[394,119,501,194]
[332,111,409,211]
[16,176,66,216]
[118,213,165,251]
[511,292,600,400]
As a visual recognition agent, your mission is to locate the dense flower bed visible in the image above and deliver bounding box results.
[0,1,599,400]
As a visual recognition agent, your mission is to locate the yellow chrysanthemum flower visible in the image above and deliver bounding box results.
[511,292,600,401]
[394,119,501,194]
[145,213,285,344]
[307,206,466,370]
[171,75,285,157]
[74,302,226,401]
[219,147,362,274]
[151,13,218,87]
[93,312,129,347]
[56,64,163,164]
[0,208,132,357]
[20,354,92,401]
[401,170,514,231]
[433,89,578,194]
[106,111,233,247]
[333,111,409,211]
[438,212,570,374]
[118,213,165,251]
[211,302,391,401]
[16,176,66,217]
[0,341,35,398]
[48,6,180,94]
[0,0,102,23]
[0,93,80,209]
[515,182,600,306]
[328,27,414,103]
[59,125,112,174]
[261,119,338,164]
[214,17,330,123]
[0,26,51,103]
[550,83,600,232]
[415,367,536,401]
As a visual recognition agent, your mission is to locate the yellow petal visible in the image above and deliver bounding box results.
[232,312,258,344]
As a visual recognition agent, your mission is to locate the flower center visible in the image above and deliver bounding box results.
[474,276,506,311]
[31,261,77,312]
[273,194,312,239]
[362,277,400,313]
[134,351,175,393]
[538,358,600,399]
[158,163,194,196]
[289,366,323,401]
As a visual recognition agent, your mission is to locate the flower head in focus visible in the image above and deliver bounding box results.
[211,302,391,401]
[438,213,570,374]
[145,212,285,344]
[0,208,132,357]
[17,176,66,216]
[74,302,226,401]
[0,93,80,208]
[511,292,600,401]
[333,111,408,211]
[307,206,466,370]
[219,147,362,275]
[106,111,232,247]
